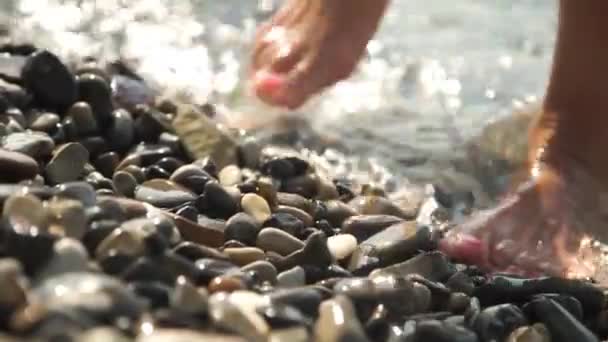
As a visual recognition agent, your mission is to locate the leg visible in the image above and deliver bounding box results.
[249,0,389,109]
[441,0,608,278]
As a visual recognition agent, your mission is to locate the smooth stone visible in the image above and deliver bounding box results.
[526,297,598,342]
[173,105,238,168]
[269,327,310,342]
[78,327,132,342]
[370,251,454,282]
[448,292,471,314]
[275,205,314,227]
[155,157,183,174]
[3,193,48,231]
[327,234,357,261]
[209,292,270,342]
[242,193,272,225]
[33,238,89,283]
[219,165,242,186]
[264,212,305,237]
[104,108,134,152]
[44,198,87,239]
[0,149,38,182]
[76,73,113,127]
[412,282,433,313]
[348,223,435,274]
[314,295,370,342]
[170,275,208,315]
[95,228,145,261]
[238,136,262,169]
[281,173,320,198]
[277,266,306,288]
[413,320,478,342]
[0,258,28,309]
[168,212,225,248]
[136,330,246,342]
[446,272,475,296]
[225,212,261,246]
[473,304,529,342]
[341,215,404,242]
[112,171,138,197]
[269,287,323,317]
[224,247,266,266]
[33,272,145,320]
[241,261,278,284]
[21,50,76,110]
[133,104,173,142]
[55,182,97,207]
[507,324,551,342]
[169,164,211,194]
[276,192,316,215]
[270,231,333,271]
[2,132,54,159]
[135,179,195,208]
[316,176,340,200]
[208,275,247,293]
[257,227,305,256]
[348,196,414,219]
[229,290,271,313]
[67,102,98,136]
[200,182,239,219]
[29,112,60,133]
[324,200,358,227]
[45,143,89,184]
[94,152,120,178]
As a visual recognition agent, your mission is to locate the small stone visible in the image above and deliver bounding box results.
[448,292,471,314]
[170,164,211,194]
[55,181,97,207]
[29,112,60,133]
[209,292,270,342]
[78,328,131,342]
[325,200,358,227]
[281,174,319,198]
[264,212,305,237]
[0,149,39,182]
[341,215,404,242]
[34,238,89,283]
[2,132,54,159]
[229,290,271,313]
[170,275,208,315]
[224,247,266,266]
[507,324,551,342]
[219,165,242,186]
[277,266,306,288]
[270,231,333,271]
[269,287,323,317]
[21,50,77,110]
[200,181,239,219]
[275,205,314,227]
[168,213,225,248]
[173,105,238,168]
[348,196,414,219]
[446,272,475,296]
[3,193,48,231]
[45,143,89,184]
[106,109,135,152]
[327,234,357,261]
[225,212,261,246]
[113,171,138,197]
[242,193,272,225]
[241,261,278,284]
[136,330,246,342]
[257,227,304,256]
[526,297,598,342]
[276,192,316,215]
[77,73,113,127]
[95,228,146,261]
[473,304,528,342]
[269,327,310,342]
[414,320,478,342]
[173,241,228,262]
[0,258,28,309]
[135,179,196,208]
[238,136,262,169]
[314,295,370,342]
[95,151,120,178]
[67,102,98,136]
[44,198,87,239]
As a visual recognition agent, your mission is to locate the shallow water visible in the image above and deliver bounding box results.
[0,0,557,194]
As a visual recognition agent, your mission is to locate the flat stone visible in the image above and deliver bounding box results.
[2,132,54,159]
[224,247,266,266]
[277,266,306,288]
[257,227,304,256]
[135,179,195,208]
[0,149,39,182]
[45,143,89,184]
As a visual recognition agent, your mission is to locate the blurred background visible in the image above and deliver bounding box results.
[0,0,557,203]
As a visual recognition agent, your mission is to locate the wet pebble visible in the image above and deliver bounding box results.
[0,149,39,182]
[208,292,270,342]
[327,234,357,261]
[257,227,305,256]
[22,50,76,110]
[45,143,89,184]
[225,212,261,246]
[2,131,54,159]
[241,260,278,284]
[314,295,370,342]
[135,179,195,208]
[242,193,272,224]
[342,214,404,242]
[277,266,306,288]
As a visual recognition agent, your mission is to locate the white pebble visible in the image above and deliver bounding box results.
[241,193,272,224]
[327,234,358,260]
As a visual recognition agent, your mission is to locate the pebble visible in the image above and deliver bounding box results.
[472,304,528,342]
[2,131,55,158]
[136,330,247,342]
[21,50,77,110]
[112,170,138,197]
[0,258,28,309]
[225,212,261,246]
[3,193,48,231]
[218,164,242,186]
[270,231,333,271]
[413,320,478,342]
[241,193,272,224]
[135,179,196,208]
[67,102,98,136]
[370,251,454,282]
[507,324,551,342]
[277,266,306,288]
[526,296,599,342]
[76,73,113,127]
[170,275,208,315]
[200,181,239,219]
[342,214,404,241]
[106,109,135,152]
[264,212,305,237]
[45,198,87,239]
[0,149,39,182]
[349,195,414,219]
[241,260,278,284]
[314,295,370,342]
[327,234,357,261]
[276,192,315,215]
[324,200,357,227]
[46,143,89,184]
[257,227,305,256]
[269,327,310,342]
[224,247,266,266]
[33,238,90,283]
[209,292,270,342]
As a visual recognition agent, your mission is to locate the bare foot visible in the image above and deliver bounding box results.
[250,0,389,109]
[440,118,608,279]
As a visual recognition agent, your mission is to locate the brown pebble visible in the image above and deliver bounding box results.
[208,275,246,294]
